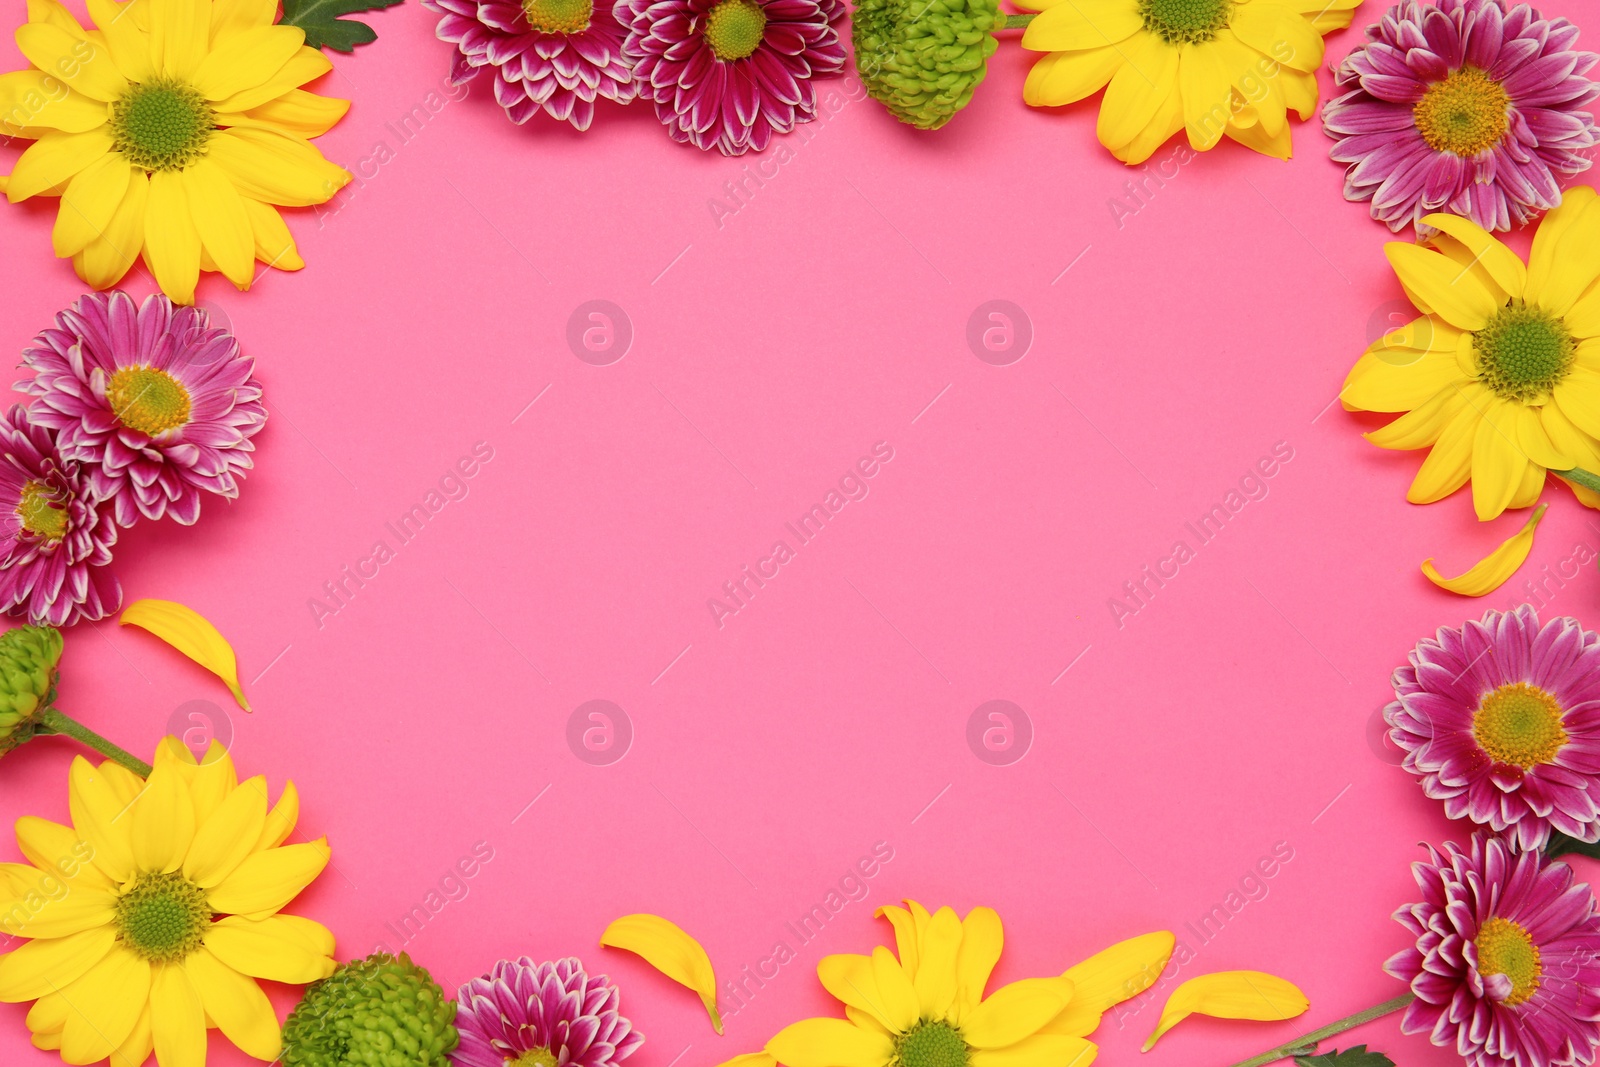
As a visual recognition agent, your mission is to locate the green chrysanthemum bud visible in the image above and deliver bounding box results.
[0,625,63,756]
[282,952,458,1067]
[852,0,1003,130]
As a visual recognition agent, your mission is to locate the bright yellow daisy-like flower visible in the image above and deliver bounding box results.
[1342,186,1600,522]
[1017,0,1360,163]
[751,900,1174,1067]
[0,0,352,304]
[0,738,336,1067]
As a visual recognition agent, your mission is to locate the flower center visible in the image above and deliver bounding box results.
[1138,0,1232,44]
[114,870,212,963]
[1476,916,1542,1006]
[894,1021,970,1067]
[509,1049,560,1067]
[705,0,767,60]
[1473,682,1568,768]
[521,0,593,33]
[110,79,215,172]
[15,481,68,542]
[1473,303,1576,403]
[107,366,192,436]
[1413,67,1510,156]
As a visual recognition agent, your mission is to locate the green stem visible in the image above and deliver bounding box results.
[1554,466,1600,494]
[1223,994,1414,1067]
[37,707,151,777]
[1002,12,1035,27]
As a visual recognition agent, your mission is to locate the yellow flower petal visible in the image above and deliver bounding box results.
[965,977,1076,1049]
[1511,459,1547,510]
[111,1007,153,1067]
[1020,0,1142,52]
[1142,971,1308,1052]
[1043,931,1175,1038]
[192,24,307,100]
[601,913,723,1033]
[67,754,136,883]
[87,0,155,82]
[257,778,299,850]
[970,1033,1097,1067]
[875,903,921,980]
[0,926,115,1001]
[7,128,112,203]
[204,914,337,983]
[914,906,963,1022]
[150,0,211,78]
[58,946,151,1064]
[1023,48,1127,108]
[1421,214,1527,303]
[207,838,329,918]
[1531,191,1600,317]
[129,760,197,874]
[1116,80,1185,165]
[224,87,350,138]
[121,599,250,710]
[181,157,256,288]
[207,125,350,208]
[184,947,281,1059]
[1409,399,1481,503]
[240,197,304,270]
[1364,386,1470,450]
[954,906,1003,1016]
[1222,111,1292,159]
[0,863,115,938]
[26,0,90,36]
[1473,398,1530,521]
[15,22,128,101]
[75,167,148,290]
[1386,243,1498,331]
[149,960,205,1067]
[1228,2,1321,71]
[1423,502,1547,596]
[1527,186,1598,309]
[871,945,919,1032]
[211,0,281,41]
[26,991,69,1036]
[819,953,892,1029]
[1509,402,1576,470]
[212,45,332,112]
[1096,32,1177,154]
[143,168,202,304]
[183,774,268,887]
[768,1018,894,1067]
[0,71,111,136]
[1178,41,1233,151]
[1341,347,1464,413]
[52,153,132,258]
[1567,280,1600,340]
[718,1055,779,1067]
[15,815,112,892]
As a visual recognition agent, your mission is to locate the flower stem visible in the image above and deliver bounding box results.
[1554,467,1600,494]
[1223,994,1414,1067]
[37,707,151,777]
[1002,12,1035,27]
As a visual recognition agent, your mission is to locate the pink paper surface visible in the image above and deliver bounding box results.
[4,3,1600,1064]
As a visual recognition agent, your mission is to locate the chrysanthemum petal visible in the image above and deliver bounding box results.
[0,863,115,938]
[0,927,115,1001]
[1528,186,1600,314]
[1534,198,1600,318]
[15,816,111,892]
[111,1008,152,1067]
[0,71,111,135]
[211,45,331,112]
[74,167,147,290]
[7,129,112,203]
[16,23,128,101]
[1386,243,1498,330]
[207,838,329,917]
[143,168,202,304]
[184,948,281,1059]
[954,906,1003,1016]
[970,1033,1097,1067]
[181,158,256,288]
[129,760,196,874]
[86,0,155,81]
[912,906,962,1021]
[1096,32,1177,153]
[1229,2,1321,70]
[192,25,307,100]
[1141,972,1307,1052]
[1365,386,1471,450]
[875,903,920,979]
[1423,502,1546,595]
[1044,931,1175,1038]
[67,755,135,883]
[149,961,206,1067]
[1408,397,1482,503]
[204,914,337,983]
[965,977,1075,1049]
[256,778,299,849]
[58,947,150,1064]
[818,954,892,1028]
[1023,48,1125,107]
[871,945,919,1032]
[601,913,722,1032]
[767,1018,894,1067]
[222,88,349,138]
[207,126,350,207]
[238,197,303,270]
[150,0,211,78]
[51,153,132,258]
[1020,0,1141,52]
[1342,339,1466,413]
[1553,368,1600,441]
[183,774,267,887]
[1421,215,1527,304]
[1178,41,1233,151]
[210,0,279,41]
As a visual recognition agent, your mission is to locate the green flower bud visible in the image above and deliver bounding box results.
[282,952,458,1067]
[852,0,1003,130]
[0,625,63,756]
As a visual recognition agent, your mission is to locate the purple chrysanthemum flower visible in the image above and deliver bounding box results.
[453,957,644,1067]
[18,291,266,529]
[422,0,636,130]
[1322,0,1599,232]
[0,407,119,626]
[1386,835,1600,1067]
[1385,606,1600,851]
[617,0,846,155]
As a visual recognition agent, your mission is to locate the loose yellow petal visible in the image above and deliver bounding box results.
[120,598,250,710]
[1423,503,1547,596]
[1044,931,1175,1038]
[601,913,723,1033]
[1142,971,1307,1052]
[767,1017,894,1067]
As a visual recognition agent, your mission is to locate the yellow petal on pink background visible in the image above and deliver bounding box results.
[1421,214,1527,303]
[970,1033,1097,1067]
[1423,502,1547,596]
[121,599,250,710]
[953,907,1004,1016]
[1386,243,1497,331]
[601,913,723,1033]
[1044,931,1175,1038]
[767,1018,893,1067]
[1143,971,1307,1051]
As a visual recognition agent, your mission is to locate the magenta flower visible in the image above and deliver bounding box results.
[1322,0,1599,233]
[19,292,267,529]
[1387,835,1600,1067]
[1385,606,1600,851]
[423,0,636,129]
[453,957,644,1067]
[0,407,119,626]
[617,0,846,155]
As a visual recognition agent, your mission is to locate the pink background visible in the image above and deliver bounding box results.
[4,2,1600,1064]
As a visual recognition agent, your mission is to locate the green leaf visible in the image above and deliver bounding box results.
[279,0,404,52]
[1545,830,1600,861]
[1293,1047,1396,1067]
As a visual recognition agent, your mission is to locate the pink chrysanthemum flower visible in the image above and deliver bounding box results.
[423,0,637,129]
[19,292,267,529]
[1386,606,1600,851]
[1322,0,1599,233]
[1387,835,1600,1067]
[618,0,846,155]
[0,407,119,626]
[453,957,644,1067]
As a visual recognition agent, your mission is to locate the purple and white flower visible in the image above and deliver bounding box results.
[453,956,644,1067]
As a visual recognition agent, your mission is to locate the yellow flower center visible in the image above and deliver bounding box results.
[1473,682,1568,767]
[114,870,212,963]
[15,481,67,542]
[1414,67,1511,156]
[895,1021,970,1067]
[1473,303,1576,403]
[1476,916,1542,1006]
[1138,0,1232,44]
[521,0,593,33]
[705,0,768,60]
[107,366,192,436]
[110,78,215,172]
[510,1048,561,1067]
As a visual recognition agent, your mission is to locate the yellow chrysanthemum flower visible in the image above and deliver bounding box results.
[758,900,1174,1067]
[0,738,336,1067]
[1017,0,1360,163]
[1342,186,1600,522]
[0,0,353,304]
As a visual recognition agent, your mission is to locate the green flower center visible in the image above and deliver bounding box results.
[15,481,68,542]
[1476,916,1542,1005]
[1138,0,1231,44]
[110,79,215,172]
[510,1049,560,1067]
[521,0,593,33]
[1414,67,1510,156]
[1473,682,1568,768]
[894,1021,970,1067]
[108,365,192,436]
[705,0,767,60]
[1473,303,1575,403]
[114,870,212,963]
